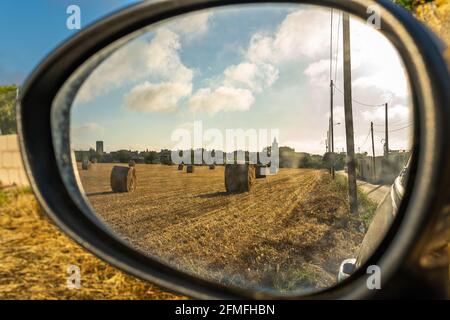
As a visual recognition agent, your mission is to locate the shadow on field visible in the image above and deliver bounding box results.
[197,191,228,198]
[366,185,383,196]
[86,191,115,197]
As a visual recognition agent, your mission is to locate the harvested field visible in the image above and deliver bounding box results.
[79,164,369,293]
[0,188,183,300]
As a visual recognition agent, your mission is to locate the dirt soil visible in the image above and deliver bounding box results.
[80,164,366,293]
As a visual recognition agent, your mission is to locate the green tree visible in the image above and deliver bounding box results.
[393,0,433,10]
[0,85,18,135]
[116,150,132,163]
[160,149,172,165]
[144,151,158,164]
[334,153,347,171]
[299,154,311,168]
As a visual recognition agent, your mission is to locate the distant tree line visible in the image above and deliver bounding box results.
[76,145,353,171]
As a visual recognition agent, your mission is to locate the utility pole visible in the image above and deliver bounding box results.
[330,80,335,179]
[384,102,389,157]
[371,122,376,180]
[327,126,331,174]
[342,13,358,215]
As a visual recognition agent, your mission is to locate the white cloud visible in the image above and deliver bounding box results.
[72,122,104,134]
[124,81,192,113]
[246,34,276,64]
[166,12,213,40]
[224,62,258,88]
[353,71,408,99]
[325,105,346,124]
[76,40,149,103]
[304,59,331,87]
[361,104,410,123]
[144,29,193,84]
[273,9,330,61]
[71,122,105,151]
[246,9,330,65]
[188,8,335,115]
[76,10,214,104]
[76,28,194,104]
[282,139,326,155]
[223,62,279,92]
[188,86,255,114]
[303,17,409,98]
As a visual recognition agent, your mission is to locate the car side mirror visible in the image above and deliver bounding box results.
[17,0,450,299]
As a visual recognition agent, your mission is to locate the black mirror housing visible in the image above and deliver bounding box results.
[17,0,450,299]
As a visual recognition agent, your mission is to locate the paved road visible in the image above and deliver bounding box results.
[337,171,390,203]
[356,181,390,203]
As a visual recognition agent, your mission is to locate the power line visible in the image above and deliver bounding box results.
[374,121,405,126]
[391,122,413,128]
[388,124,413,132]
[359,128,371,150]
[373,121,413,128]
[333,84,386,107]
[388,118,413,126]
[374,124,412,134]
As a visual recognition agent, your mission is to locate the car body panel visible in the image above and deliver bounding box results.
[338,158,411,279]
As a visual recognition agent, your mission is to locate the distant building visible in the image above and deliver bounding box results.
[272,137,278,153]
[96,141,104,154]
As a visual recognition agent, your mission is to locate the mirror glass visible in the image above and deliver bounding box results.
[67,4,413,295]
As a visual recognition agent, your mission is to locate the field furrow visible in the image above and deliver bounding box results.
[79,164,363,292]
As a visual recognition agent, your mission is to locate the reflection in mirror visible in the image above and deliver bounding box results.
[67,4,413,294]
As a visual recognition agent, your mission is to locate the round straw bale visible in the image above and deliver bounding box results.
[110,166,137,193]
[178,164,184,171]
[225,164,256,193]
[186,165,194,173]
[81,159,91,170]
[129,160,136,167]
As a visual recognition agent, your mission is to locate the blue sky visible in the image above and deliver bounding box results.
[0,2,412,155]
[0,0,139,85]
[69,4,412,155]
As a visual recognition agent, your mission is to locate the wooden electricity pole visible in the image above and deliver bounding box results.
[330,80,335,179]
[342,13,358,215]
[385,102,389,157]
[371,122,376,179]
